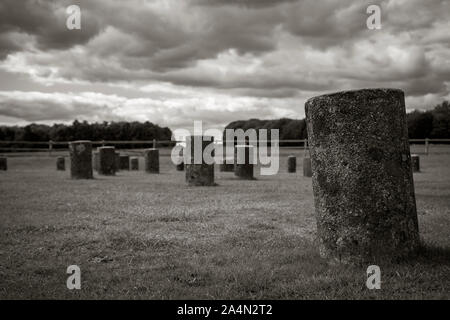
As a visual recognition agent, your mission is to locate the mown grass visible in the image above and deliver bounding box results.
[0,146,449,299]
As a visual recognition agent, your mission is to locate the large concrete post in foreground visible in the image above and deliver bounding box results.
[144,148,159,173]
[0,157,7,171]
[185,136,215,186]
[234,145,254,179]
[305,88,419,263]
[69,140,93,179]
[98,146,116,175]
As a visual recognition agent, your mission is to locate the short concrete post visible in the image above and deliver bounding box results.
[185,136,215,186]
[56,157,65,171]
[305,88,419,263]
[144,148,159,173]
[220,160,234,172]
[234,145,254,179]
[288,155,296,173]
[69,140,93,179]
[0,157,7,171]
[98,146,116,176]
[411,154,420,172]
[119,155,130,170]
[93,151,99,171]
[114,152,120,172]
[130,157,139,170]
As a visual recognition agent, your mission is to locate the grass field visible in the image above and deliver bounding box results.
[0,146,449,299]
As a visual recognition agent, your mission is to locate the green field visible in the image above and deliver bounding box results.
[0,146,449,299]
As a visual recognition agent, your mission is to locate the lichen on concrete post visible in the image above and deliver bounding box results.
[411,154,420,172]
[130,157,139,170]
[234,145,254,179]
[303,157,312,177]
[98,146,116,176]
[305,88,419,264]
[56,157,65,171]
[144,148,159,173]
[119,155,130,170]
[0,157,7,171]
[185,135,215,186]
[69,140,93,179]
[288,155,296,173]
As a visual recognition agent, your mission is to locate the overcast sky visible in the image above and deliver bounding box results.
[0,0,449,133]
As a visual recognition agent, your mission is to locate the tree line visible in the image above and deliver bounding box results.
[224,100,450,142]
[0,120,172,149]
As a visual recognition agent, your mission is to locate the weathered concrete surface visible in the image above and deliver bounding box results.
[69,141,93,179]
[56,157,65,171]
[288,155,296,173]
[185,136,215,186]
[130,157,139,170]
[303,157,312,177]
[98,146,116,176]
[234,145,254,179]
[0,157,7,171]
[119,155,130,170]
[411,154,420,172]
[144,148,159,173]
[305,88,419,264]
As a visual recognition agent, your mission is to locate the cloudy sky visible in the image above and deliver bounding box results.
[0,0,449,133]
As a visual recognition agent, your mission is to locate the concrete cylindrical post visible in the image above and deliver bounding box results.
[130,157,139,170]
[185,136,215,186]
[176,158,184,171]
[114,152,120,172]
[98,146,116,176]
[119,155,130,170]
[411,154,420,172]
[0,157,7,171]
[303,157,312,177]
[56,157,65,171]
[93,151,99,171]
[220,157,234,172]
[305,88,419,263]
[144,148,159,173]
[234,145,254,179]
[288,155,296,173]
[69,140,93,179]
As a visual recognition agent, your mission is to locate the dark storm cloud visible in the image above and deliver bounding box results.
[0,0,449,127]
[0,0,101,56]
